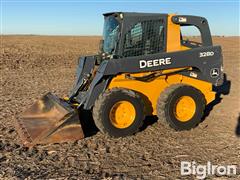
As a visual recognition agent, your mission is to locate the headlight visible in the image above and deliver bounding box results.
[221,65,224,72]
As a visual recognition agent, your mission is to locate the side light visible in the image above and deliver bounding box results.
[119,13,123,19]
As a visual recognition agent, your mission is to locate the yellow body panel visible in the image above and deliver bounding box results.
[108,73,215,115]
[107,14,215,116]
[167,15,191,51]
[167,14,181,52]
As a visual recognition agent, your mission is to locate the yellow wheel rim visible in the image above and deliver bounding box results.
[109,101,136,129]
[174,96,196,122]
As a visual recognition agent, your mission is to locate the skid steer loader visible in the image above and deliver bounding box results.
[15,12,224,147]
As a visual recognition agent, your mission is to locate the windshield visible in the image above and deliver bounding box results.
[103,16,119,54]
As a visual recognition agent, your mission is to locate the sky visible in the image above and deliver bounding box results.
[1,0,240,36]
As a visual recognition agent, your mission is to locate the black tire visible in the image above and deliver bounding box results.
[92,88,145,137]
[157,84,206,131]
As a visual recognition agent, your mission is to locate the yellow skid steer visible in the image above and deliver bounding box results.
[15,12,224,147]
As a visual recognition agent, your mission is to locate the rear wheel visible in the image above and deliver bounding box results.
[93,88,145,137]
[157,84,206,130]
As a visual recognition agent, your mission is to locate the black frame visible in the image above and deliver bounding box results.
[172,15,213,46]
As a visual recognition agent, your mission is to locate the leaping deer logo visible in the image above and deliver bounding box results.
[210,68,219,78]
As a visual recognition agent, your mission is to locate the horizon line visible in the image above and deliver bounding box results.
[1,34,240,37]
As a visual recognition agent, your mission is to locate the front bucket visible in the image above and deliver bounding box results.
[15,93,84,147]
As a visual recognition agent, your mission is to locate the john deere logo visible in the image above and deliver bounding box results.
[210,68,219,78]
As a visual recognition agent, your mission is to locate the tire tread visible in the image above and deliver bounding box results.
[92,88,145,136]
[157,84,206,130]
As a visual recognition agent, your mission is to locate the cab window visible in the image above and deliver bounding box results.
[123,19,165,57]
[180,25,202,48]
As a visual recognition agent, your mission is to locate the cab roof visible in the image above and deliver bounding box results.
[103,12,168,17]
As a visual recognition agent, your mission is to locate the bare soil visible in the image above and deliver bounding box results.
[1,36,240,179]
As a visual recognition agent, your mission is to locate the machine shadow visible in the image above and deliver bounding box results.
[140,116,159,132]
[202,74,231,122]
[236,114,240,137]
[79,110,159,136]
[79,111,159,136]
[79,110,99,137]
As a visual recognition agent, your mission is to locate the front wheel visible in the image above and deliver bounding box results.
[93,88,145,137]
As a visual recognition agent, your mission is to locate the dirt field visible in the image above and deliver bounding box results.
[1,36,239,179]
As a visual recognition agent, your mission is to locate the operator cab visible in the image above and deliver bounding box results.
[100,12,212,60]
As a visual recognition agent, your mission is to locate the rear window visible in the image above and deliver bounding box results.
[180,25,202,48]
